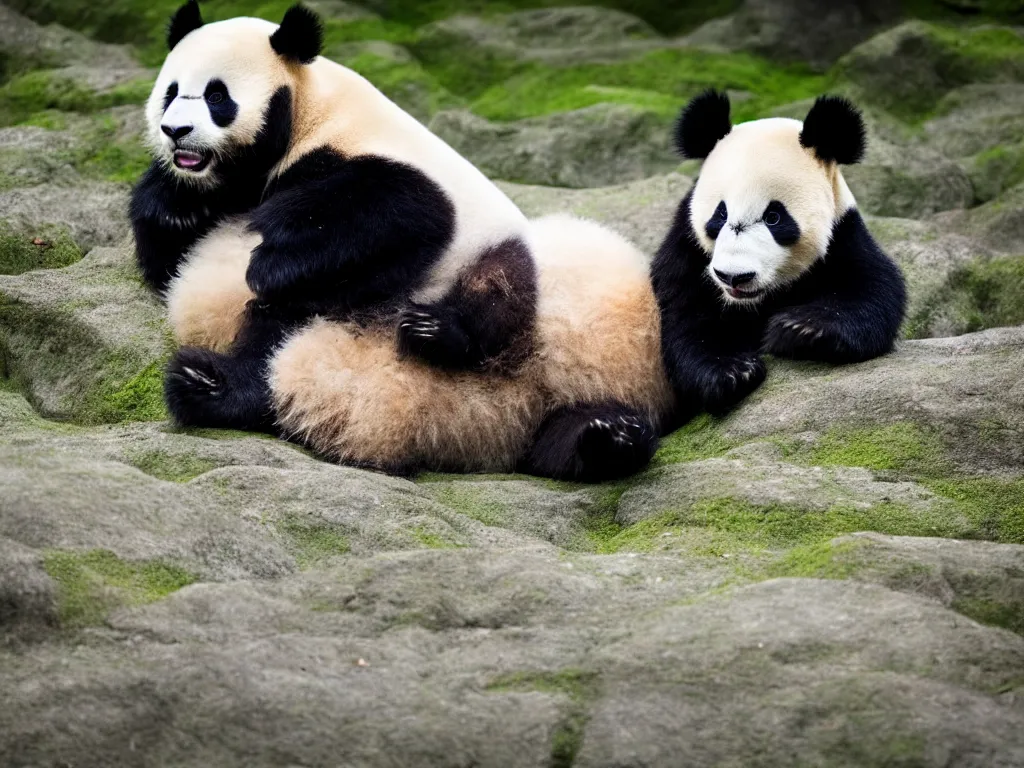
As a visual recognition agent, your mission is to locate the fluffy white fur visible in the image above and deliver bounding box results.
[689,117,857,303]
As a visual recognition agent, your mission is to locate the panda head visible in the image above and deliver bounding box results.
[146,1,323,187]
[675,90,866,304]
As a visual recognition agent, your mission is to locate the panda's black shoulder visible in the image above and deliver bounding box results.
[651,189,712,305]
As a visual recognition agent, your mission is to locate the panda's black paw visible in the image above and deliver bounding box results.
[577,413,657,481]
[245,243,307,305]
[762,308,841,361]
[700,354,766,415]
[165,348,227,426]
[396,304,481,370]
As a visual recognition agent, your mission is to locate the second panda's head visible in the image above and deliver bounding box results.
[146,1,323,187]
[675,91,866,304]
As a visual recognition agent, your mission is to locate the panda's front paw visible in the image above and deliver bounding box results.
[762,308,838,361]
[700,354,767,415]
[245,244,305,305]
[397,304,480,371]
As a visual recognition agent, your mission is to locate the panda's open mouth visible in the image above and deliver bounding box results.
[726,285,764,300]
[173,149,212,173]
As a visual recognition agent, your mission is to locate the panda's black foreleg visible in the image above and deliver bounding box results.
[164,301,302,432]
[520,402,658,483]
[397,237,537,372]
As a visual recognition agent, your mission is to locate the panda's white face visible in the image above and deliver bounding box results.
[689,118,856,305]
[146,18,292,187]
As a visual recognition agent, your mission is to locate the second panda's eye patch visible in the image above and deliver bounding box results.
[763,201,800,246]
[705,200,728,240]
[204,79,238,127]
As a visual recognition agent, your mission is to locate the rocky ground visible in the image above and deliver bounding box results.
[2,1,1024,765]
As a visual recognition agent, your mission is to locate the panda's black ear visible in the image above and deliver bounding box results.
[800,95,866,165]
[271,4,323,65]
[168,0,203,50]
[674,89,732,160]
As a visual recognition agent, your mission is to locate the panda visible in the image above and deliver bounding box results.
[651,90,907,415]
[132,1,540,433]
[133,1,674,481]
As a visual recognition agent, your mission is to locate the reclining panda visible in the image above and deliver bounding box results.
[131,1,673,481]
[653,90,907,415]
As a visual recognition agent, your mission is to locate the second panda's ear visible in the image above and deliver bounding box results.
[271,4,323,65]
[674,89,732,160]
[168,0,203,50]
[800,95,866,165]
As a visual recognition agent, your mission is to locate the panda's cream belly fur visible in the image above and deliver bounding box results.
[165,217,258,353]
[166,214,672,472]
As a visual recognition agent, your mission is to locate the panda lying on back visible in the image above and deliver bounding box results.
[653,90,907,415]
[131,1,538,430]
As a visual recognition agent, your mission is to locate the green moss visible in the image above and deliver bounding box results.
[949,255,1024,332]
[429,483,509,526]
[800,422,947,475]
[654,414,734,466]
[125,449,220,482]
[43,548,197,628]
[0,223,82,275]
[833,22,1024,121]
[952,596,1024,634]
[595,497,972,557]
[452,48,824,123]
[0,71,152,127]
[279,516,351,567]
[967,143,1024,204]
[409,525,463,549]
[81,358,169,425]
[925,477,1024,543]
[486,669,599,767]
[765,539,867,579]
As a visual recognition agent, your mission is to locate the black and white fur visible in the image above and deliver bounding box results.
[132,3,538,429]
[652,90,907,415]
[134,3,670,481]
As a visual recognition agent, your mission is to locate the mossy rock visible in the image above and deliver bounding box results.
[834,20,1024,121]
[431,103,676,187]
[0,222,81,275]
[0,241,168,423]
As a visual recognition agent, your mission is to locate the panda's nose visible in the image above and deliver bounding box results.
[161,124,193,141]
[714,269,757,288]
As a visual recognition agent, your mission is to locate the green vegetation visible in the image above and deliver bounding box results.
[43,548,197,627]
[653,414,733,465]
[486,669,599,767]
[590,497,971,557]
[0,223,82,275]
[800,422,946,475]
[835,22,1024,121]
[125,449,220,482]
[925,477,1024,544]
[0,70,151,127]
[278,516,351,567]
[409,525,463,549]
[952,596,1024,634]
[80,357,169,424]
[950,255,1024,333]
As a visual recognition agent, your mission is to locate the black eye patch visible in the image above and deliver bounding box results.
[705,200,728,240]
[763,200,800,246]
[204,78,238,127]
[163,81,178,113]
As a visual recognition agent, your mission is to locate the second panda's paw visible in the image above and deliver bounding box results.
[762,308,841,361]
[699,355,767,415]
[396,304,481,371]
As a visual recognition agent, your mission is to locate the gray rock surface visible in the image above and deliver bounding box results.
[3,2,1024,765]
